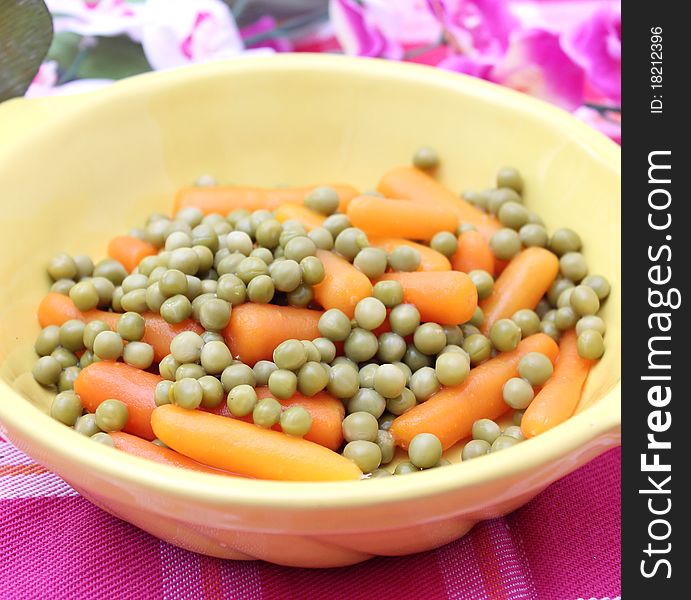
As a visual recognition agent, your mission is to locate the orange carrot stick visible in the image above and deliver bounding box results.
[377,166,500,241]
[369,237,451,271]
[377,271,477,325]
[173,184,360,215]
[521,330,594,438]
[107,236,158,273]
[74,361,160,440]
[223,303,322,366]
[451,230,495,274]
[347,195,458,241]
[37,292,202,362]
[390,333,559,450]
[151,405,362,481]
[312,249,373,318]
[209,388,344,451]
[109,432,243,476]
[274,202,325,231]
[479,247,559,334]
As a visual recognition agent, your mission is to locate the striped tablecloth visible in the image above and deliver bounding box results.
[1,437,620,599]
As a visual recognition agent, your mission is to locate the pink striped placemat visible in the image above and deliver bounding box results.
[0,437,620,599]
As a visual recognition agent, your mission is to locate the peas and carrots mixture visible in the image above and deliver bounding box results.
[32,151,610,482]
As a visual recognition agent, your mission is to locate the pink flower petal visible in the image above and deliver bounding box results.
[329,0,403,59]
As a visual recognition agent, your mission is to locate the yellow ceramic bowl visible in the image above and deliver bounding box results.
[0,55,620,568]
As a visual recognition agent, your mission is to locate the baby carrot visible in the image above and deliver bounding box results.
[173,184,359,215]
[274,202,325,231]
[390,333,559,450]
[521,330,594,438]
[312,249,372,318]
[223,303,322,366]
[37,292,202,362]
[377,271,477,325]
[377,166,500,241]
[151,405,362,482]
[347,195,458,241]
[369,237,451,271]
[74,361,160,440]
[451,230,495,274]
[479,247,559,334]
[210,388,345,451]
[109,432,242,476]
[107,236,158,273]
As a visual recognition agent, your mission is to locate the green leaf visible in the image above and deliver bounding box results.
[74,35,151,81]
[0,0,54,101]
[46,32,82,70]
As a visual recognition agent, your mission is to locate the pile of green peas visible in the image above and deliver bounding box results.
[33,150,611,474]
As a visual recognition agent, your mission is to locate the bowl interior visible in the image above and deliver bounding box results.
[0,56,620,489]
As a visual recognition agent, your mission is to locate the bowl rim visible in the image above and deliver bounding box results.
[0,54,621,509]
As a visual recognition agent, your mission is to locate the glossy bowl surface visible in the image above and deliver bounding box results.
[0,55,620,567]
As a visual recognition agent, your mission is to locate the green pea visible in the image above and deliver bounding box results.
[69,280,99,311]
[200,340,233,375]
[491,435,519,452]
[378,412,396,430]
[307,226,334,250]
[120,289,149,313]
[57,363,80,389]
[394,461,420,475]
[225,231,253,255]
[358,363,378,388]
[440,344,466,357]
[158,269,187,297]
[513,410,525,426]
[556,287,575,309]
[50,390,83,425]
[91,432,115,447]
[412,146,439,170]
[403,345,433,372]
[221,363,256,392]
[266,369,296,400]
[216,274,246,305]
[389,245,421,272]
[463,334,492,365]
[554,306,577,331]
[472,418,501,444]
[327,363,359,398]
[191,223,219,252]
[74,413,101,436]
[47,253,77,281]
[165,228,193,251]
[389,303,420,336]
[540,321,561,342]
[298,256,324,286]
[253,397,282,428]
[50,278,75,295]
[559,252,588,282]
[73,254,94,279]
[577,329,605,359]
[168,247,201,275]
[462,439,491,460]
[496,167,524,193]
[413,323,447,355]
[199,298,231,331]
[502,377,534,409]
[312,337,337,363]
[95,399,128,431]
[331,356,357,369]
[270,259,301,292]
[442,325,463,346]
[518,352,554,386]
[51,347,78,369]
[503,425,525,441]
[409,367,440,401]
[227,208,250,225]
[194,245,215,272]
[519,223,549,248]
[488,188,521,215]
[285,284,312,307]
[248,361,276,387]
[304,186,340,215]
[272,339,307,371]
[254,218,282,249]
[377,332,407,363]
[296,361,329,396]
[236,256,268,284]
[576,315,606,337]
[435,352,470,386]
[353,297,386,331]
[347,388,386,418]
[283,236,317,264]
[227,384,258,416]
[318,308,352,342]
[344,328,378,362]
[246,275,275,303]
[372,363,405,399]
[461,324,481,338]
[547,278,575,306]
[216,252,244,276]
[343,440,381,473]
[145,283,165,312]
[373,280,404,308]
[462,190,489,210]
[511,309,540,337]
[34,325,61,357]
[469,307,485,328]
[582,274,611,300]
[342,411,379,443]
[429,231,458,257]
[280,405,313,437]
[549,228,582,256]
[92,330,123,360]
[154,380,173,406]
[158,354,179,381]
[160,294,193,324]
[57,319,84,352]
[168,331,203,364]
[334,227,369,260]
[353,247,388,278]
[498,201,530,230]
[322,214,351,239]
[175,363,205,380]
[393,361,412,383]
[114,312,144,342]
[386,387,416,416]
[123,342,154,370]
[93,259,128,286]
[570,284,600,316]
[408,433,442,469]
[171,378,203,409]
[490,228,521,260]
[489,319,522,352]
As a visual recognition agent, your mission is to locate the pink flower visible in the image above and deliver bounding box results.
[562,4,621,103]
[573,105,621,144]
[26,61,112,97]
[492,28,585,110]
[140,0,268,70]
[240,16,292,52]
[46,0,144,39]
